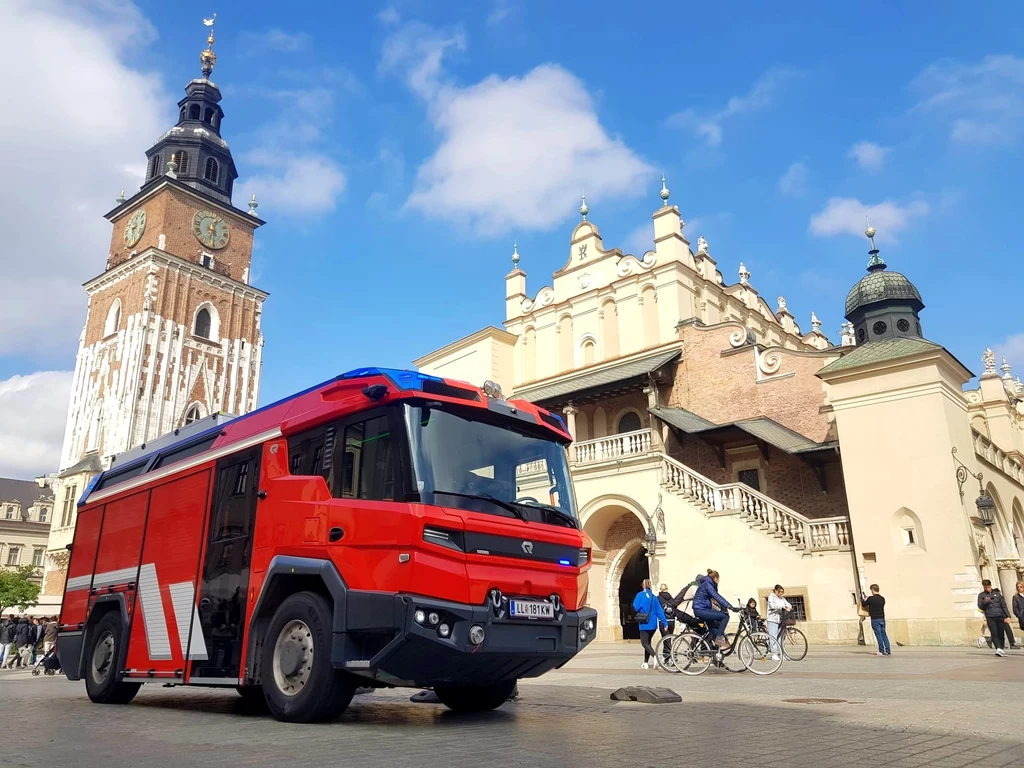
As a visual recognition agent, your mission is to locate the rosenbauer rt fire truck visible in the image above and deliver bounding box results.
[58,368,596,722]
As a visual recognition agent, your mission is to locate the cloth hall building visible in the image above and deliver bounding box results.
[414,188,1024,646]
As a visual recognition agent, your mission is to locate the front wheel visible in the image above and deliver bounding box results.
[84,612,141,704]
[433,680,517,712]
[671,631,714,676]
[261,591,357,723]
[781,627,808,661]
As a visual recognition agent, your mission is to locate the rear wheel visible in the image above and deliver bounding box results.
[433,680,517,712]
[84,612,141,704]
[654,634,679,673]
[261,591,357,723]
[671,631,713,676]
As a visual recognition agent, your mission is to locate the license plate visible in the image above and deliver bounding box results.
[509,600,554,619]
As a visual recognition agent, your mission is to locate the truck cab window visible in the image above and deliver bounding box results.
[336,415,395,501]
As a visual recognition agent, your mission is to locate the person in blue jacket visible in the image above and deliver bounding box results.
[632,579,667,669]
[692,569,736,648]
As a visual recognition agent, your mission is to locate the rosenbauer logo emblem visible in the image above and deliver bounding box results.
[521,541,534,554]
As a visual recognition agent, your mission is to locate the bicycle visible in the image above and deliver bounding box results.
[656,607,783,676]
[774,610,808,661]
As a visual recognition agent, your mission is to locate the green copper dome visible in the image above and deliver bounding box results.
[844,267,923,317]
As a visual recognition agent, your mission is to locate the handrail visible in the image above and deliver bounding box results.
[573,429,652,464]
[972,430,1024,486]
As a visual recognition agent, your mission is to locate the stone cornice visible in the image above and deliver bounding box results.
[412,325,517,367]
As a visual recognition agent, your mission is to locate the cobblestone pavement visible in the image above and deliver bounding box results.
[1,643,1021,768]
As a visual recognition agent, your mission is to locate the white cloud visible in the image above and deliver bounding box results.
[667,67,797,148]
[809,197,929,241]
[239,29,311,54]
[847,141,891,172]
[777,162,808,196]
[911,55,1024,146]
[377,7,401,26]
[382,23,652,233]
[487,0,516,25]
[242,154,346,215]
[0,371,72,479]
[0,0,165,357]
[379,22,467,101]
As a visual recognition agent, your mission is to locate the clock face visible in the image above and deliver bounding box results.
[123,208,147,248]
[192,210,230,250]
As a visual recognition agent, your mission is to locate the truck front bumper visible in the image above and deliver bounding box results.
[333,592,597,687]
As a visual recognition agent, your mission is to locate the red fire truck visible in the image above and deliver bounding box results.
[58,368,596,722]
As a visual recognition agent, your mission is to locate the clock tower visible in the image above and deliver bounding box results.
[57,22,267,472]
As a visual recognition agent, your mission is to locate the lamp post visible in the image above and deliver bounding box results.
[952,447,995,526]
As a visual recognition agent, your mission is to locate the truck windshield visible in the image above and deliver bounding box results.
[404,404,578,528]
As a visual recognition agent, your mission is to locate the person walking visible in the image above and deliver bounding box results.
[978,579,1012,657]
[692,569,735,649]
[657,583,677,636]
[862,584,891,656]
[632,579,666,669]
[1013,582,1024,644]
[14,617,34,668]
[767,585,792,648]
[993,589,1019,649]
[43,617,58,655]
[0,615,14,668]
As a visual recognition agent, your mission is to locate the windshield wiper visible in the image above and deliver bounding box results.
[513,500,578,529]
[433,490,528,522]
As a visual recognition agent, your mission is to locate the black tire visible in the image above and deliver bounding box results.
[781,627,808,661]
[433,680,517,713]
[84,612,141,705]
[261,591,356,723]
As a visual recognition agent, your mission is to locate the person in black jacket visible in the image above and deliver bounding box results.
[1014,582,1024,636]
[978,579,1012,657]
[13,618,34,668]
[0,616,15,668]
[657,583,677,635]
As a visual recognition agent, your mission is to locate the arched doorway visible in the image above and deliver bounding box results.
[617,544,650,639]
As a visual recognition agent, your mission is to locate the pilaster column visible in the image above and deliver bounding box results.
[563,403,579,465]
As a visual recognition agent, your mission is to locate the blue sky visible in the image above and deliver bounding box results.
[0,0,1022,476]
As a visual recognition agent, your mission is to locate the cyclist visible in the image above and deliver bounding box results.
[692,569,736,648]
[633,579,667,669]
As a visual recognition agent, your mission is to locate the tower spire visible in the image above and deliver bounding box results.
[200,14,218,78]
[660,175,671,206]
[865,217,885,272]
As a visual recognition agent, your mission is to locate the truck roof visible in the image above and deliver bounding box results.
[81,368,569,507]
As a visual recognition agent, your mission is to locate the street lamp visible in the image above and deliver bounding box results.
[952,447,995,526]
[644,527,657,555]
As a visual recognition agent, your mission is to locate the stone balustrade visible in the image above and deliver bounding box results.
[972,430,1024,485]
[573,429,652,465]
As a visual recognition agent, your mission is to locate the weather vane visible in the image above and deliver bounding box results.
[200,13,217,78]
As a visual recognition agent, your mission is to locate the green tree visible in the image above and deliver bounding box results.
[0,567,41,614]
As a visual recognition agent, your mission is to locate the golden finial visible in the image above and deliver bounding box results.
[200,14,217,78]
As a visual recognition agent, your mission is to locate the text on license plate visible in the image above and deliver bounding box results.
[509,600,554,619]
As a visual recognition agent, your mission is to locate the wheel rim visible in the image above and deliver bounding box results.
[739,633,783,675]
[673,633,713,676]
[272,620,314,696]
[655,635,679,672]
[91,630,115,685]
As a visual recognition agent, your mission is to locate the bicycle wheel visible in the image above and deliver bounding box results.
[781,627,808,661]
[671,630,714,676]
[654,634,679,673]
[739,632,783,675]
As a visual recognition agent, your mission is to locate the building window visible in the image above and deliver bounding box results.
[200,253,214,269]
[194,308,212,339]
[617,412,643,434]
[872,321,888,336]
[104,299,121,336]
[61,485,77,528]
[38,506,48,523]
[178,150,190,176]
[184,405,202,425]
[204,157,219,183]
[902,527,916,546]
[179,106,187,122]
[148,154,161,180]
[189,103,201,120]
[738,468,761,492]
[6,547,21,566]
[4,506,13,519]
[32,548,45,568]
[204,107,214,124]
[786,595,807,621]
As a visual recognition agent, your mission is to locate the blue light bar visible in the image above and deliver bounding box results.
[558,559,572,566]
[341,367,445,391]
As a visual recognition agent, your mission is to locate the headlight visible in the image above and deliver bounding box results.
[438,623,452,638]
[427,612,440,626]
[469,625,486,645]
[414,609,426,624]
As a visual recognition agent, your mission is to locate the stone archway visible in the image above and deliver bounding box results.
[580,495,653,640]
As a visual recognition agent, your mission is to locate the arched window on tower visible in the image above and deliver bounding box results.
[189,104,201,120]
[104,299,121,337]
[148,154,161,180]
[204,107,214,124]
[194,308,212,339]
[184,405,202,425]
[179,106,186,122]
[204,157,219,183]
[177,151,190,176]
[617,411,643,434]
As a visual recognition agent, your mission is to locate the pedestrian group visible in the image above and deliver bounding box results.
[0,615,59,670]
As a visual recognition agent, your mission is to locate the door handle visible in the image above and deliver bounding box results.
[329,527,344,542]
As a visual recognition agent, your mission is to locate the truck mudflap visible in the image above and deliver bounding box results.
[332,590,597,687]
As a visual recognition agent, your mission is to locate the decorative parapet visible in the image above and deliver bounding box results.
[972,429,1024,486]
